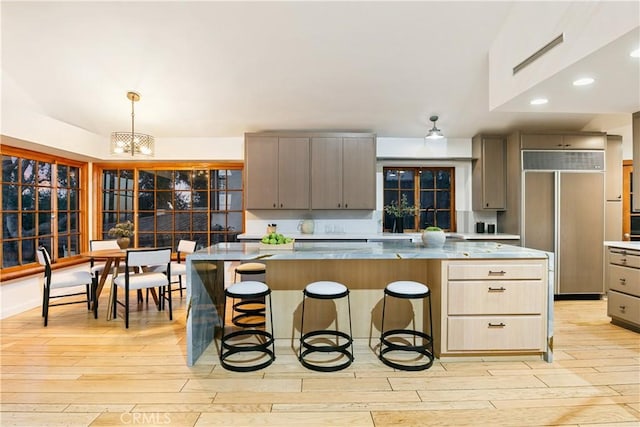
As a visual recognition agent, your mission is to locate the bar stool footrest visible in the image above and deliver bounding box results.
[300,330,353,353]
[379,329,434,371]
[220,329,276,372]
[380,329,433,352]
[299,330,354,372]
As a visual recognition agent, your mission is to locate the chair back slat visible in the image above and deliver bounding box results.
[90,239,120,251]
[36,247,49,267]
[126,247,171,268]
[177,240,197,254]
[37,246,52,281]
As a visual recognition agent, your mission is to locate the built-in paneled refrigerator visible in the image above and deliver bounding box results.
[521,151,605,295]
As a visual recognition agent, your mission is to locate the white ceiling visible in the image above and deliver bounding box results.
[2,1,639,140]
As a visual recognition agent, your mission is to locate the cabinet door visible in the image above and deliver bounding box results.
[633,112,640,211]
[523,171,555,253]
[473,136,506,210]
[562,134,605,150]
[558,172,604,294]
[521,133,605,150]
[606,135,623,201]
[277,137,310,209]
[311,137,343,209]
[520,134,564,149]
[342,137,376,209]
[245,136,279,209]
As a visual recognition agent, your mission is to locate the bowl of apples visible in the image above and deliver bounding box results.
[259,232,295,250]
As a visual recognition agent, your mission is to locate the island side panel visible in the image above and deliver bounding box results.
[186,259,224,366]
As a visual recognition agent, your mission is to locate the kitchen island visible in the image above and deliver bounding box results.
[186,241,550,366]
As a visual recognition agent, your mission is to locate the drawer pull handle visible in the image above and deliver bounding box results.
[620,258,627,264]
[619,305,626,312]
[619,278,626,284]
[488,322,506,328]
[488,270,506,275]
[488,287,506,292]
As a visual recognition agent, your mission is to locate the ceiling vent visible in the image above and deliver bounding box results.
[513,33,565,75]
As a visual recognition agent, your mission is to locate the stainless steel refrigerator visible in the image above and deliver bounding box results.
[521,151,605,295]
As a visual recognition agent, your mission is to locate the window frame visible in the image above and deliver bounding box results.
[1,143,89,281]
[92,161,244,251]
[382,166,456,232]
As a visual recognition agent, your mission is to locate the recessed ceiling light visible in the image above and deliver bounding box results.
[631,48,640,58]
[573,77,594,86]
[530,98,548,105]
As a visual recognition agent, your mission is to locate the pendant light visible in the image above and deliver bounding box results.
[111,91,154,156]
[425,115,444,140]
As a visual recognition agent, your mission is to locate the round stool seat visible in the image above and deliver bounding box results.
[386,281,430,298]
[235,262,266,274]
[305,281,348,298]
[226,281,269,298]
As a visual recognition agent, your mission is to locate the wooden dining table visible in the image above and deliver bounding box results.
[81,248,158,320]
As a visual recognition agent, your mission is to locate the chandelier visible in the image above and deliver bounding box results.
[111,91,154,156]
[425,115,444,140]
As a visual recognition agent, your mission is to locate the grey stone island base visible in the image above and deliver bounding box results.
[186,241,551,366]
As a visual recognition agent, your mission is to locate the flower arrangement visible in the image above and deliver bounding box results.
[108,220,134,238]
[384,194,417,218]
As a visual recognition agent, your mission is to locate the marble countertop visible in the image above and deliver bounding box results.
[237,232,520,241]
[604,241,640,250]
[189,240,545,262]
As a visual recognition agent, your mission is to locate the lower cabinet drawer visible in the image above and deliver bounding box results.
[447,315,544,351]
[608,290,640,327]
[607,264,640,296]
[448,262,544,280]
[448,281,544,315]
[609,251,640,269]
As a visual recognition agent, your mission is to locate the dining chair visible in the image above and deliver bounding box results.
[37,246,94,327]
[89,239,120,285]
[112,247,172,328]
[154,240,197,298]
[153,239,197,297]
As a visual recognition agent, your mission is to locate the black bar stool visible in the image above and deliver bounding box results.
[232,262,267,327]
[299,281,354,372]
[379,280,434,371]
[220,280,275,372]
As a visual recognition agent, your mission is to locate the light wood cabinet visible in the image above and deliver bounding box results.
[311,135,376,209]
[245,134,310,209]
[472,135,506,211]
[606,135,623,201]
[520,132,606,150]
[606,245,640,331]
[633,112,640,211]
[443,259,547,354]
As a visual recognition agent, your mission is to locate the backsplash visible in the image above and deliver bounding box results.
[245,209,496,235]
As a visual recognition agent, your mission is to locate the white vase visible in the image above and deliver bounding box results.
[421,229,446,248]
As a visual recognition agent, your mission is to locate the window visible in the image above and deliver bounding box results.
[2,146,86,272]
[96,164,243,250]
[383,167,455,231]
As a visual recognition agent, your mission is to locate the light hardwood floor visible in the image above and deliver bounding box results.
[1,282,638,426]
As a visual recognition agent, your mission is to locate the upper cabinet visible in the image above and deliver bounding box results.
[520,132,606,150]
[245,132,376,211]
[606,135,623,201]
[311,135,376,209]
[245,135,310,209]
[633,112,640,211]
[472,134,506,211]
